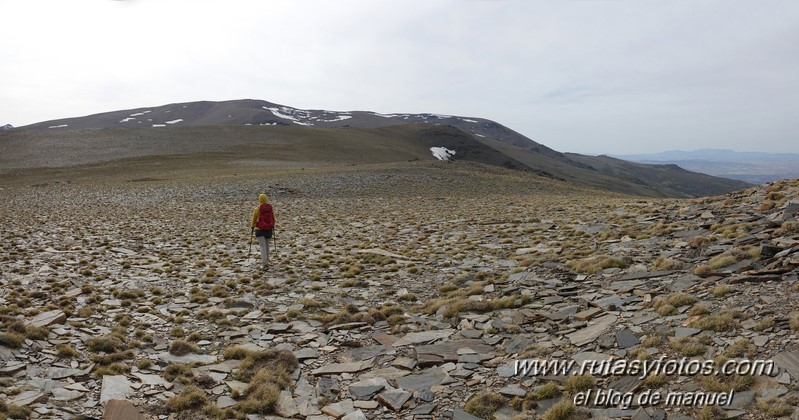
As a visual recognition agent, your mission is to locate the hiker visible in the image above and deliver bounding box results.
[251,193,276,268]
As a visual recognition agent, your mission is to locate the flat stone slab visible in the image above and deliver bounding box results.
[342,410,368,420]
[1,361,27,376]
[11,390,46,406]
[29,309,66,327]
[159,353,218,365]
[574,307,603,321]
[614,270,675,281]
[312,359,374,376]
[216,396,237,409]
[132,372,169,386]
[610,280,644,292]
[567,315,618,346]
[51,387,84,401]
[275,390,300,417]
[773,351,799,378]
[674,327,701,338]
[102,399,145,420]
[396,367,456,391]
[616,329,640,349]
[294,348,320,361]
[593,295,629,310]
[100,375,133,404]
[377,389,412,412]
[452,409,483,420]
[342,345,388,362]
[416,339,494,363]
[392,329,456,347]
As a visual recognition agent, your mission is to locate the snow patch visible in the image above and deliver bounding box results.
[165,119,183,125]
[318,115,352,122]
[264,106,314,126]
[119,117,136,123]
[130,111,151,117]
[48,124,68,129]
[152,124,166,128]
[461,118,478,123]
[474,133,485,137]
[430,147,456,161]
[372,112,409,119]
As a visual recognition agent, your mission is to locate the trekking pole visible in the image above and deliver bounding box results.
[273,228,279,255]
[248,227,254,260]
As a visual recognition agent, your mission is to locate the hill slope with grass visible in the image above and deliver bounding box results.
[6,99,751,197]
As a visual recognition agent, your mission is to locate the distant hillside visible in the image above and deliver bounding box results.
[1,124,12,131]
[615,149,799,184]
[7,99,752,197]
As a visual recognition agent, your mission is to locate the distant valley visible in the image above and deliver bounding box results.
[615,149,799,184]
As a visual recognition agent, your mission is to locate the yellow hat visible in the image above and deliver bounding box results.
[259,194,268,203]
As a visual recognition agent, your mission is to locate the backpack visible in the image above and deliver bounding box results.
[256,203,275,230]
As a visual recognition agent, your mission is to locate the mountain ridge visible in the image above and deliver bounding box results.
[6,99,751,198]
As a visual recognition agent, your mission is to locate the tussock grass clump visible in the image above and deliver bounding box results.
[534,382,561,399]
[86,334,126,353]
[91,349,134,366]
[724,338,756,358]
[163,363,193,382]
[166,385,212,413]
[92,362,129,377]
[695,246,761,275]
[776,221,799,235]
[169,339,199,356]
[688,236,712,249]
[664,292,698,307]
[652,256,684,271]
[464,392,508,419]
[223,345,253,360]
[56,344,80,359]
[642,373,668,389]
[422,295,531,318]
[628,347,651,361]
[541,398,585,420]
[320,305,386,326]
[642,335,662,348]
[564,374,596,395]
[688,304,710,316]
[710,284,731,297]
[756,397,794,417]
[0,402,31,420]
[652,292,697,316]
[397,293,417,302]
[789,316,799,330]
[567,255,629,274]
[236,349,299,383]
[670,336,706,357]
[5,320,49,342]
[691,310,740,332]
[699,373,755,393]
[0,332,25,349]
[225,349,298,416]
[754,316,775,331]
[695,405,725,420]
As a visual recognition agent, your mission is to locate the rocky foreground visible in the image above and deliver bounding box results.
[1,161,799,420]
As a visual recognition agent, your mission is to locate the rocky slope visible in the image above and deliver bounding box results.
[0,162,798,419]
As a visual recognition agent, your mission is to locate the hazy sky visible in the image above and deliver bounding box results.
[2,1,798,155]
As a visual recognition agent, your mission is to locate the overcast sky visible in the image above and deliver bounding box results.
[2,1,798,155]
